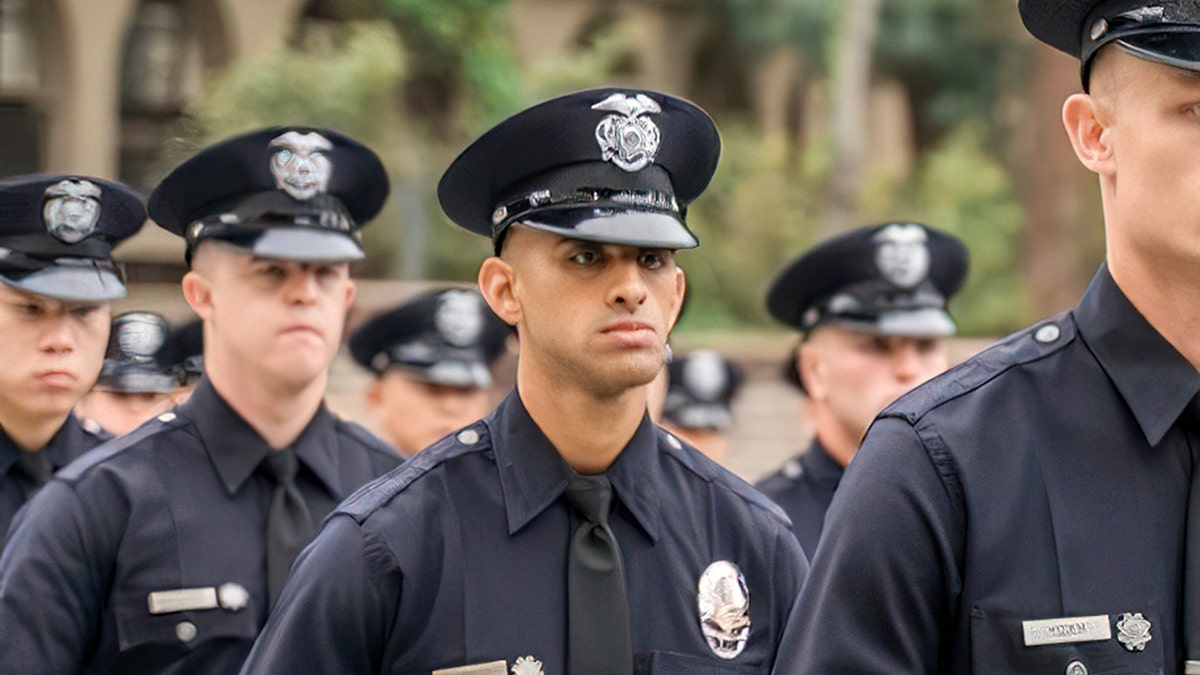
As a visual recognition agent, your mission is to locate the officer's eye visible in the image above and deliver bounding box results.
[569,249,600,266]
[277,149,293,162]
[639,250,671,270]
[17,303,44,318]
[70,305,100,319]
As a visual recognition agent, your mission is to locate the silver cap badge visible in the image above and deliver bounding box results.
[592,93,662,172]
[873,223,930,290]
[510,656,544,675]
[697,560,751,659]
[269,131,333,200]
[43,179,102,244]
[1116,612,1151,652]
[435,290,485,348]
[682,350,728,402]
[117,316,167,361]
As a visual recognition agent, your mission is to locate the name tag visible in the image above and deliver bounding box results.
[1023,614,1112,646]
[147,587,219,615]
[433,662,508,675]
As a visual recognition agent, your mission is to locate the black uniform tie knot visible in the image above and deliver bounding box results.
[565,473,632,674]
[260,448,313,607]
[12,450,49,495]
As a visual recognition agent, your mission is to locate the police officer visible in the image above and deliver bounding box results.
[168,317,204,395]
[0,126,401,673]
[754,222,967,559]
[0,174,144,539]
[659,349,744,464]
[242,88,808,673]
[775,2,1200,671]
[349,287,512,458]
[75,311,183,436]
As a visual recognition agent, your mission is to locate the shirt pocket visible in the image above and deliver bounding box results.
[635,651,766,674]
[970,605,1164,674]
[111,587,261,653]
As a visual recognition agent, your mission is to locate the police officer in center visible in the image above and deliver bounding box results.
[0,174,144,540]
[0,126,401,672]
[776,2,1200,671]
[349,287,512,458]
[75,311,185,436]
[754,222,967,559]
[242,88,808,673]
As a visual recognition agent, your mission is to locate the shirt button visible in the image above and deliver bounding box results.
[782,459,803,480]
[456,429,480,445]
[665,433,683,450]
[175,620,197,642]
[1034,324,1061,344]
[157,412,177,423]
[1065,660,1087,675]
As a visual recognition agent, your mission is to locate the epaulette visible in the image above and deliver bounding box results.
[56,411,190,481]
[656,425,793,528]
[882,310,1076,425]
[338,418,492,523]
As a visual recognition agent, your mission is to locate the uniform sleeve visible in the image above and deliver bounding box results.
[0,479,119,672]
[240,513,400,674]
[772,416,962,673]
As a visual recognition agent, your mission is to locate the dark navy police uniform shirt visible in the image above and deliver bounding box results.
[754,439,843,561]
[0,378,400,674]
[775,265,1200,673]
[0,413,109,542]
[241,391,808,674]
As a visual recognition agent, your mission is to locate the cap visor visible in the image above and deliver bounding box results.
[97,369,179,394]
[830,308,956,337]
[417,360,492,389]
[250,227,364,262]
[1119,32,1200,73]
[667,404,733,431]
[519,208,698,249]
[1,266,125,302]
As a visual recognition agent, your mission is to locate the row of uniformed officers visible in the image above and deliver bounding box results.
[0,0,1195,671]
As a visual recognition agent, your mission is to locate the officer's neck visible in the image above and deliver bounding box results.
[1109,254,1200,372]
[0,407,69,453]
[206,365,327,450]
[812,415,859,469]
[517,362,646,475]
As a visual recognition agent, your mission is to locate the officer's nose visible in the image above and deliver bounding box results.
[39,315,77,354]
[284,267,321,305]
[607,259,648,312]
[891,341,923,383]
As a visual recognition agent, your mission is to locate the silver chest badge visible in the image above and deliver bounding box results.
[269,131,333,200]
[510,656,544,675]
[43,179,102,243]
[436,290,485,348]
[1116,612,1152,651]
[697,560,750,659]
[873,223,930,290]
[592,93,662,172]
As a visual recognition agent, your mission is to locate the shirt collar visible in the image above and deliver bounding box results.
[801,438,845,482]
[181,378,342,496]
[1075,264,1200,446]
[491,391,662,542]
[0,413,93,477]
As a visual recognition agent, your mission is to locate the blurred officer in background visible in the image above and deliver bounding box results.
[659,349,744,464]
[0,174,144,539]
[776,2,1200,671]
[167,317,204,402]
[243,88,807,674]
[754,222,968,559]
[0,126,401,673]
[75,311,183,436]
[349,287,512,458]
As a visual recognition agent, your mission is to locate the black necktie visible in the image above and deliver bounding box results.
[1183,396,1200,673]
[564,474,633,674]
[260,448,313,606]
[12,451,49,499]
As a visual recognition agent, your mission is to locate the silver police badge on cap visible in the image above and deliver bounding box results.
[43,179,102,244]
[593,93,662,172]
[435,290,485,348]
[683,350,728,402]
[873,223,930,290]
[269,131,333,201]
[117,315,167,361]
[697,560,751,659]
[510,656,544,675]
[1116,612,1152,652]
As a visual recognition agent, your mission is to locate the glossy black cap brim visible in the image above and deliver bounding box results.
[516,209,698,249]
[213,226,364,262]
[663,403,733,431]
[400,360,492,389]
[96,369,180,394]
[1117,31,1200,71]
[824,308,957,338]
[0,265,125,302]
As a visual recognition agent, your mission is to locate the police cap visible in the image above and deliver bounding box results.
[160,318,204,386]
[349,288,512,389]
[95,312,180,394]
[0,174,145,302]
[1020,0,1200,84]
[662,350,744,431]
[148,126,389,263]
[437,88,720,250]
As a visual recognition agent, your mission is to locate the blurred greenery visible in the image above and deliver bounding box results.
[182,0,1062,337]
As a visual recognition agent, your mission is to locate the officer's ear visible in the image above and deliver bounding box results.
[1063,92,1116,177]
[797,341,827,402]
[667,267,686,332]
[181,270,214,321]
[477,256,522,328]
